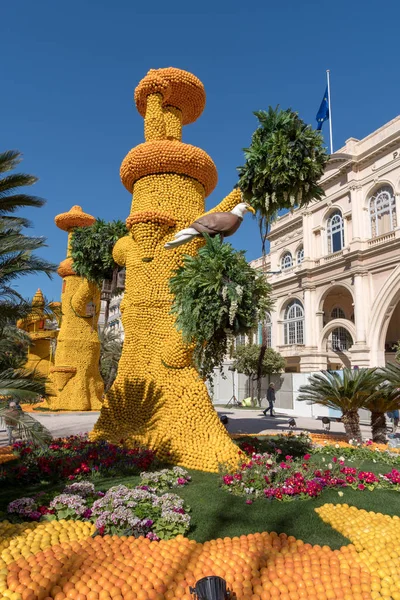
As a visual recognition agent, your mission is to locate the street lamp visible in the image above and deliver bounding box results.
[190,576,230,600]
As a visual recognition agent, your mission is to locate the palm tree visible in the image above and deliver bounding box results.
[362,389,400,443]
[0,148,57,406]
[366,363,400,443]
[99,328,123,391]
[0,149,56,323]
[237,107,328,400]
[298,369,378,441]
[0,368,52,446]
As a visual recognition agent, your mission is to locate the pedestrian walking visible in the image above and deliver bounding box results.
[263,383,276,417]
[3,402,20,446]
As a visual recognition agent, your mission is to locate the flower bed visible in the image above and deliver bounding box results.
[0,435,155,485]
[222,450,400,501]
[5,475,191,541]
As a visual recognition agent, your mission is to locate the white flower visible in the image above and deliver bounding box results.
[335,444,339,449]
[328,463,333,469]
[375,448,381,452]
[266,459,273,465]
[338,491,344,497]
[339,456,345,462]
[321,458,326,463]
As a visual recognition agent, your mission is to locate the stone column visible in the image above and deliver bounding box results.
[303,284,316,347]
[353,271,367,343]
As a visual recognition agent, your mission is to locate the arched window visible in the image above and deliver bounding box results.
[327,210,344,253]
[281,252,293,270]
[331,327,352,351]
[284,300,304,345]
[369,185,397,238]
[297,246,304,265]
[235,334,246,348]
[331,307,345,319]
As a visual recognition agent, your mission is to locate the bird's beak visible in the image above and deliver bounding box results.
[246,204,256,214]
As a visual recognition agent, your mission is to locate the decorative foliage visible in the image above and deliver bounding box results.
[169,235,272,382]
[70,219,128,286]
[237,106,328,246]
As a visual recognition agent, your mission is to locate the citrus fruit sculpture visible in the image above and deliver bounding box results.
[90,67,240,471]
[16,289,59,379]
[48,206,103,411]
[1,505,399,600]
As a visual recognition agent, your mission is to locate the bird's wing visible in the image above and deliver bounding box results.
[192,212,239,234]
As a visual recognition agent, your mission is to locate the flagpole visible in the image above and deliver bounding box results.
[326,69,333,154]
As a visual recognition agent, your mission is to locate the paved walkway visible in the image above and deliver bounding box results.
[0,408,376,446]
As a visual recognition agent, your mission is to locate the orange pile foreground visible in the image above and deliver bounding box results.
[3,504,400,600]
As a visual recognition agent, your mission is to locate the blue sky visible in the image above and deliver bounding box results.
[3,0,400,302]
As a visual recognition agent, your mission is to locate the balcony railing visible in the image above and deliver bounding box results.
[368,231,396,247]
[324,250,343,263]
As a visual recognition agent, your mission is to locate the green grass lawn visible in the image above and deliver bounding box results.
[2,461,400,549]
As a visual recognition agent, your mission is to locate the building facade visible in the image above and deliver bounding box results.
[98,294,124,340]
[250,116,400,373]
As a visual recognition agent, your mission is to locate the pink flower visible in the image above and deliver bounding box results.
[303,454,311,461]
[358,484,366,490]
[245,499,253,505]
[332,457,337,463]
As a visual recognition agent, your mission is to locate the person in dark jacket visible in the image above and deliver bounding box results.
[263,383,276,417]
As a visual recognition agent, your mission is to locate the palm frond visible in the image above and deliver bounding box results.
[297,368,379,412]
[0,174,38,196]
[0,406,52,446]
[0,150,22,174]
[0,193,44,212]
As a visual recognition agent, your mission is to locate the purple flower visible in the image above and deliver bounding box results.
[83,508,93,519]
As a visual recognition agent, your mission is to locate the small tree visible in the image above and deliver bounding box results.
[169,235,273,384]
[70,219,128,326]
[297,368,378,442]
[237,107,328,399]
[232,344,285,406]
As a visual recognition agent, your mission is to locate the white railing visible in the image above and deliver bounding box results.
[324,250,343,263]
[368,231,396,247]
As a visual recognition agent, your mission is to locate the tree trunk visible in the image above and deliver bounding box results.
[370,411,387,444]
[256,237,270,404]
[342,409,362,442]
[256,324,267,404]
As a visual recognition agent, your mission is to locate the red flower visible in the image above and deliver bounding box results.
[358,484,366,490]
[303,454,311,461]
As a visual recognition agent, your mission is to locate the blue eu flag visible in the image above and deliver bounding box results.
[316,86,329,130]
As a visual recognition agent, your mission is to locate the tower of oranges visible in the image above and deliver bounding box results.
[90,67,240,471]
[48,206,104,411]
[16,289,59,379]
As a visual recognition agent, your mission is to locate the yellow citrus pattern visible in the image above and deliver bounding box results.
[1,512,392,600]
[317,503,400,599]
[47,206,103,411]
[16,290,59,380]
[90,67,240,472]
